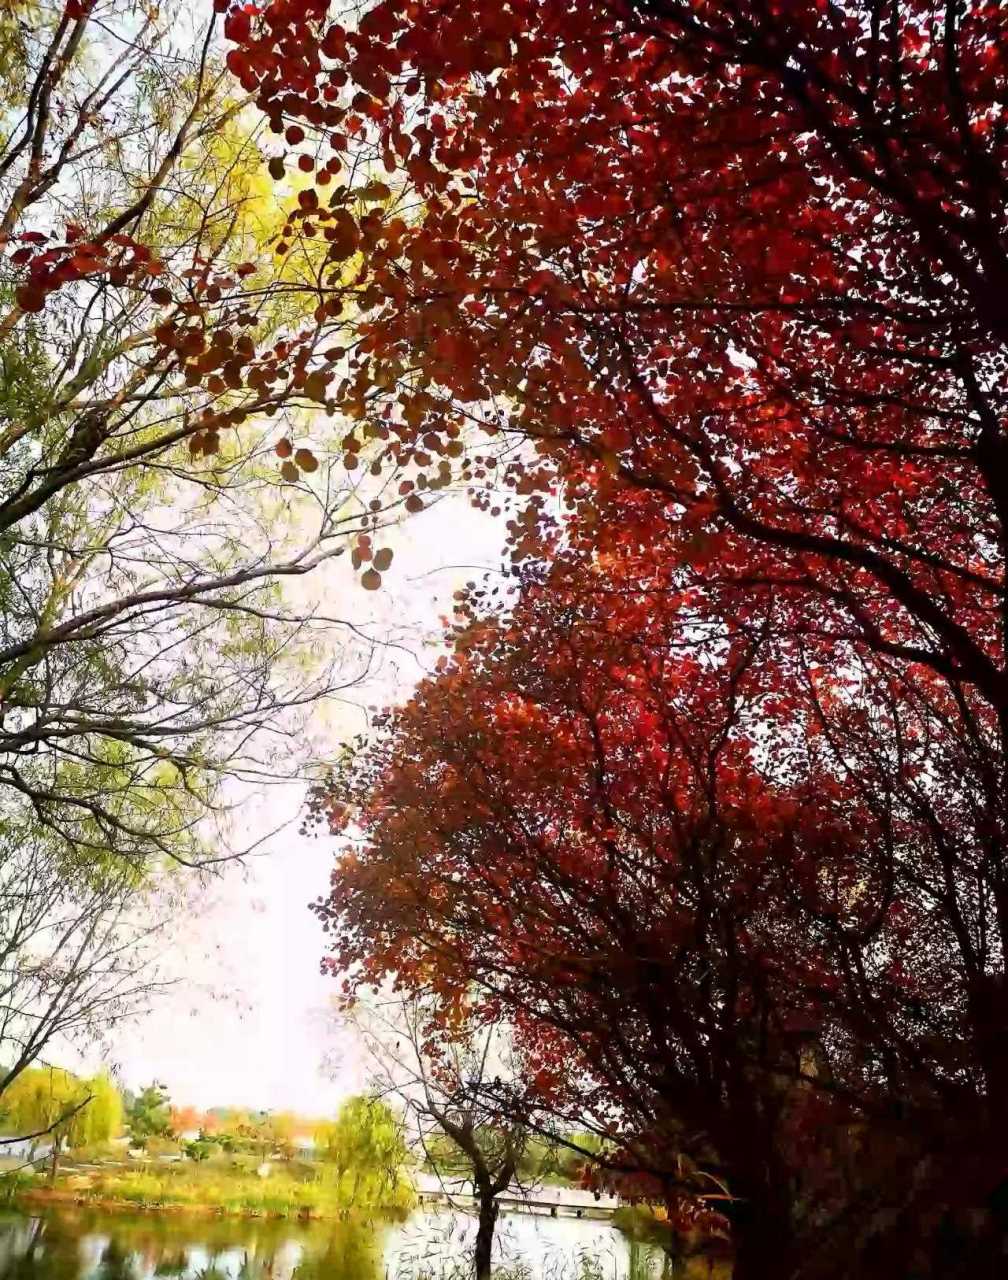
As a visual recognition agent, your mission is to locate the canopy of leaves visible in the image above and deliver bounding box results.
[0,0,422,885]
[213,1,1008,1274]
[312,541,1008,1276]
[215,0,1007,705]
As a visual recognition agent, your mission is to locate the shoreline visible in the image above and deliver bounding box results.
[13,1188,410,1223]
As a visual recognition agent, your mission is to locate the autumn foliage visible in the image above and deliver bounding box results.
[218,0,1008,688]
[208,0,1008,1274]
[312,543,1008,1276]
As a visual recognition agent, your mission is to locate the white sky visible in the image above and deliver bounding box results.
[103,489,508,1119]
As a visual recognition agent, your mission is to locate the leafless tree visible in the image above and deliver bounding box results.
[0,825,170,1102]
[349,996,535,1280]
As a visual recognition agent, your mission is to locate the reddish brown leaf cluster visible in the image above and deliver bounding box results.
[215,0,1008,657]
[6,227,164,312]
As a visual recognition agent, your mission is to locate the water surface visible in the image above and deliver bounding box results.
[0,1205,657,1280]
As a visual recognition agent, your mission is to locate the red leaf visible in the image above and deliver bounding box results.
[15,285,46,312]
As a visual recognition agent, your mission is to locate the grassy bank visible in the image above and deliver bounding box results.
[10,1159,415,1221]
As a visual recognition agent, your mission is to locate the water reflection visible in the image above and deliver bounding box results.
[0,1213,380,1280]
[386,1210,634,1280]
[0,1208,650,1280]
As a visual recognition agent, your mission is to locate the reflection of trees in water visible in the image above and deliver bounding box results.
[0,1218,46,1280]
[386,1211,648,1280]
[234,1246,289,1280]
[0,1217,81,1280]
[0,1213,650,1280]
[0,1212,660,1280]
[0,1209,652,1280]
[95,1242,135,1280]
[0,1215,382,1280]
[0,1218,42,1278]
[290,1220,378,1280]
[153,1254,188,1277]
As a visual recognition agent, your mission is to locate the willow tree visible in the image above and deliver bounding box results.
[0,0,434,1094]
[0,1066,122,1177]
[0,0,416,876]
[314,1095,413,1211]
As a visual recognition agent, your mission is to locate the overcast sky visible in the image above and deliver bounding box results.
[101,489,507,1118]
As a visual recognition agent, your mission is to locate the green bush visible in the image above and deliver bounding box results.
[0,1170,35,1204]
[185,1140,222,1163]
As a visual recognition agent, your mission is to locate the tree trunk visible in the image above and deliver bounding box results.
[49,1135,61,1185]
[728,1189,797,1280]
[731,1222,793,1280]
[474,1189,499,1280]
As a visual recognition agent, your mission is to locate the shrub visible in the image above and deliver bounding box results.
[0,1171,35,1204]
[185,1140,221,1163]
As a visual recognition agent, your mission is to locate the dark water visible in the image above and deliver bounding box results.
[0,1207,645,1280]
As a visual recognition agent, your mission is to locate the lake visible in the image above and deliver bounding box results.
[0,1205,661,1280]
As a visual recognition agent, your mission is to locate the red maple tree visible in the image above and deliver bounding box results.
[221,0,1008,698]
[169,1106,204,1136]
[311,543,1006,1277]
[227,0,1008,1093]
[217,1,1008,1272]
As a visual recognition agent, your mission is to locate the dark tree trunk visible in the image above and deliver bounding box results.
[474,1188,499,1280]
[727,1186,798,1280]
[731,1223,792,1280]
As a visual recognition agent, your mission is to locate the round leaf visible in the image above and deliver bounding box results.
[15,285,45,313]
